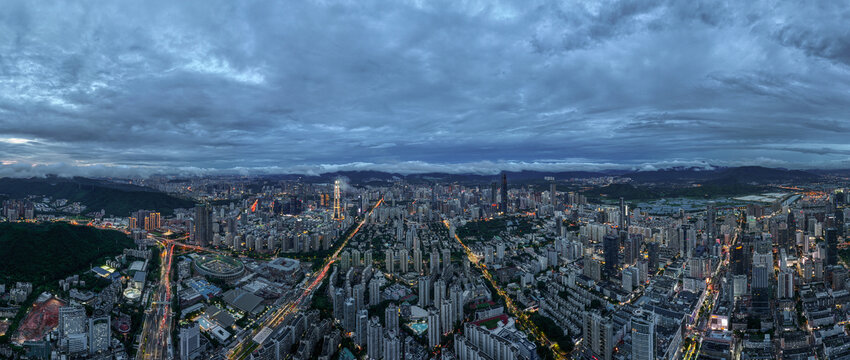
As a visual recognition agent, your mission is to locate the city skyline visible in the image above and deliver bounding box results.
[1,0,850,178]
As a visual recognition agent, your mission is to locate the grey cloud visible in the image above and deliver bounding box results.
[0,0,849,177]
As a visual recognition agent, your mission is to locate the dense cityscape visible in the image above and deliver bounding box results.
[1,171,850,360]
[3,0,850,359]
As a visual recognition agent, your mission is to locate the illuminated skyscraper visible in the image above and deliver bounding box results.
[619,197,627,230]
[193,204,212,247]
[333,179,344,220]
[500,172,508,213]
[706,201,716,241]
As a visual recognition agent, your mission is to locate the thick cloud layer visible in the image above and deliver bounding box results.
[1,0,849,177]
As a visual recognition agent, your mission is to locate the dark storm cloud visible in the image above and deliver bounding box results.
[1,0,849,177]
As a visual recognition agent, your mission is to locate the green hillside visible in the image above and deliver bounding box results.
[0,222,135,284]
[0,177,193,216]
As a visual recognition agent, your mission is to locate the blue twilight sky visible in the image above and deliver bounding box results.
[1,0,849,177]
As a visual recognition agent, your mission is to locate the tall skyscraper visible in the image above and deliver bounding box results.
[631,310,655,360]
[428,309,440,348]
[333,179,344,220]
[618,197,627,230]
[193,204,213,247]
[778,269,794,299]
[500,172,508,213]
[59,306,87,338]
[706,201,716,241]
[490,182,498,206]
[827,228,838,266]
[179,323,201,360]
[88,315,111,355]
[550,181,557,206]
[647,241,659,274]
[602,234,619,275]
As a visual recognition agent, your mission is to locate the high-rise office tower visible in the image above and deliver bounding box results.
[59,306,87,338]
[631,310,655,360]
[385,303,399,334]
[193,204,213,247]
[624,236,639,265]
[827,228,838,266]
[500,173,508,213]
[602,234,619,275]
[179,323,201,360]
[778,269,794,299]
[428,309,440,348]
[647,241,659,274]
[618,197,627,230]
[550,181,557,206]
[706,201,716,241]
[88,315,111,354]
[490,182,498,206]
[752,264,770,291]
[333,179,344,220]
[836,210,845,237]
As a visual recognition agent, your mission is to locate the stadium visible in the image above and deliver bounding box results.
[193,255,245,281]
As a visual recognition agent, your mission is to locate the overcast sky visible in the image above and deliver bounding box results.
[1,0,849,177]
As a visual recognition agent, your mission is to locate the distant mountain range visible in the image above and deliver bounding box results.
[259,166,823,185]
[0,176,193,216]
